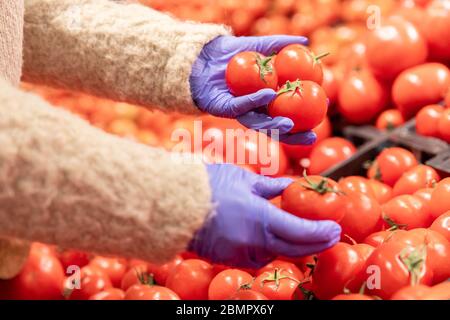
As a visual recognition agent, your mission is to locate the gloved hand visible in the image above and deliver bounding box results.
[189,35,316,145]
[189,163,342,268]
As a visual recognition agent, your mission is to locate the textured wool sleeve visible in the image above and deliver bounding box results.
[0,78,212,263]
[22,0,231,114]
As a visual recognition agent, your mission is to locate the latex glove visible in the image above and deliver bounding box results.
[189,35,316,145]
[189,163,342,268]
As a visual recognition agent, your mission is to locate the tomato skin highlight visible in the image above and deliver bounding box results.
[308,137,356,175]
[415,104,445,138]
[268,80,328,133]
[226,51,278,96]
[430,178,450,220]
[438,109,450,143]
[392,165,440,196]
[208,269,253,300]
[430,211,450,242]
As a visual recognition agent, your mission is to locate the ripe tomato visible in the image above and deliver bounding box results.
[438,109,450,143]
[231,289,268,300]
[321,66,339,105]
[256,260,304,282]
[415,104,445,137]
[382,195,433,230]
[121,264,150,292]
[282,117,331,160]
[312,242,365,300]
[366,17,427,79]
[253,269,300,300]
[208,269,253,300]
[393,165,440,196]
[165,259,214,300]
[357,242,433,299]
[390,284,432,300]
[422,281,450,300]
[430,212,450,242]
[368,179,393,204]
[226,51,277,96]
[268,80,328,133]
[332,293,374,300]
[309,137,356,175]
[445,89,450,108]
[338,191,383,242]
[58,250,90,271]
[368,147,418,187]
[375,109,405,130]
[363,230,405,247]
[5,246,65,300]
[65,265,112,300]
[274,44,326,85]
[338,176,377,199]
[430,178,450,219]
[352,243,375,263]
[337,68,388,124]
[125,284,179,300]
[147,254,183,286]
[392,63,450,118]
[281,175,345,222]
[422,0,450,61]
[89,256,127,288]
[413,187,434,217]
[89,288,125,300]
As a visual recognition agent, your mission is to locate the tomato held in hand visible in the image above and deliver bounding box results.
[312,242,365,300]
[368,147,418,187]
[253,269,301,300]
[226,51,278,96]
[89,288,125,300]
[393,165,440,196]
[268,80,328,133]
[438,109,450,143]
[165,259,215,300]
[392,63,450,119]
[382,195,434,230]
[274,44,327,85]
[125,284,179,300]
[415,104,445,138]
[208,269,253,300]
[375,109,405,131]
[430,178,450,219]
[337,68,388,124]
[338,191,383,243]
[281,174,345,222]
[430,212,450,242]
[309,137,356,175]
[366,17,427,79]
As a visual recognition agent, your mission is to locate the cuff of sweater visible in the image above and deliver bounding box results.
[162,23,231,115]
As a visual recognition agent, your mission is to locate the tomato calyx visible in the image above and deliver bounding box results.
[383,215,407,231]
[258,268,300,289]
[255,53,275,83]
[136,269,156,286]
[300,171,342,195]
[313,52,330,64]
[399,245,427,286]
[277,79,303,96]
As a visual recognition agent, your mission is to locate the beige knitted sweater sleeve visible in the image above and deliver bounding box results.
[22,0,230,113]
[0,78,211,263]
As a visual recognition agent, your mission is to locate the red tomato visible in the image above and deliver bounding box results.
[282,117,331,160]
[125,284,179,300]
[268,80,328,133]
[430,178,450,219]
[392,63,450,118]
[445,89,450,108]
[422,0,450,61]
[5,246,65,300]
[332,293,374,300]
[415,104,445,137]
[368,147,418,187]
[274,44,326,85]
[89,256,127,288]
[208,269,253,300]
[337,68,388,124]
[226,51,278,96]
[338,176,377,199]
[422,281,450,300]
[281,175,346,222]
[231,289,268,300]
[65,265,112,300]
[352,243,375,263]
[357,241,433,299]
[393,165,440,196]
[165,259,215,300]
[253,269,300,300]
[390,284,432,300]
[309,137,356,175]
[368,179,393,204]
[366,17,427,79]
[382,195,434,230]
[147,254,183,286]
[321,66,339,105]
[256,260,304,282]
[363,230,404,247]
[121,264,150,291]
[338,191,383,242]
[430,212,450,242]
[413,187,434,219]
[58,250,91,271]
[89,288,125,300]
[375,109,405,130]
[438,109,450,143]
[312,242,365,300]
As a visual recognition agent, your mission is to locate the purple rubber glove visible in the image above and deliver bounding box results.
[189,163,342,268]
[189,35,317,145]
